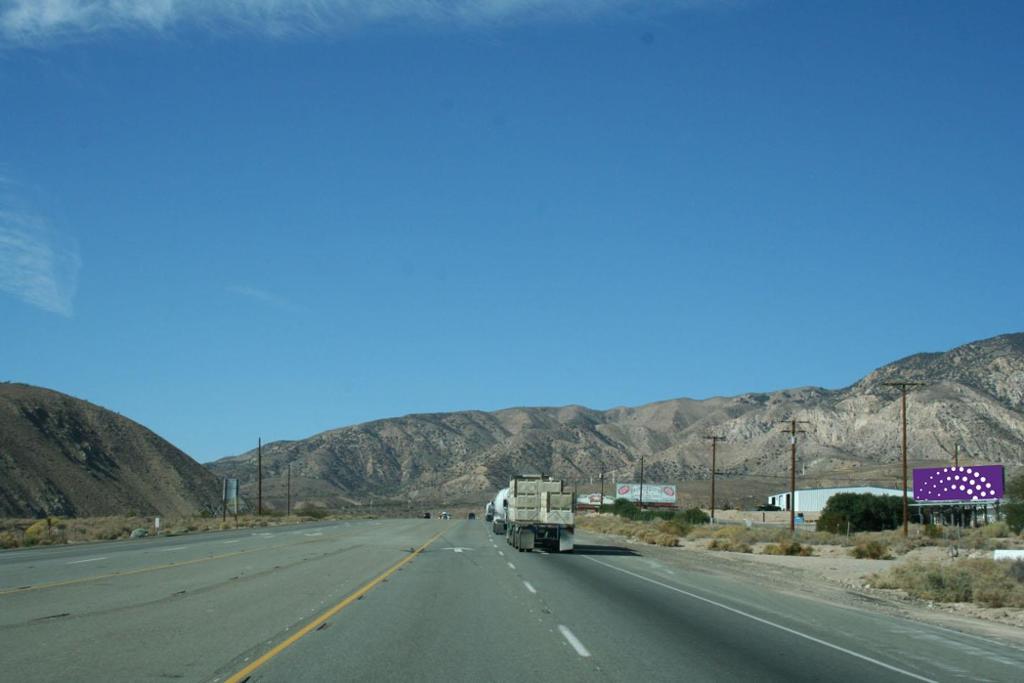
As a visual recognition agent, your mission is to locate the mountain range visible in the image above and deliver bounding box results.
[3,333,1022,518]
[207,333,1024,510]
[0,383,221,518]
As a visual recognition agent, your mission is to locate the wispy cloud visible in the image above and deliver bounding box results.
[0,193,82,317]
[227,283,294,310]
[0,1,716,46]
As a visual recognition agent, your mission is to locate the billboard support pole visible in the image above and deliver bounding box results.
[639,456,645,510]
[599,469,605,512]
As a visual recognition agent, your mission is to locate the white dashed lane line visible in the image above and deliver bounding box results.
[507,562,516,570]
[523,581,536,594]
[558,625,591,658]
[498,551,504,557]
[158,546,187,553]
[67,557,107,565]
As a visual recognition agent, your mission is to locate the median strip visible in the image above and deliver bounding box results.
[0,534,343,597]
[224,530,445,683]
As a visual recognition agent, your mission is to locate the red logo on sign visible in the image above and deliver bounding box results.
[663,487,674,496]
[618,485,630,495]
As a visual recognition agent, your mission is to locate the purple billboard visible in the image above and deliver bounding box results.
[913,465,1005,502]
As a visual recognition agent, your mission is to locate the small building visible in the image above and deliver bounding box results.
[767,486,904,514]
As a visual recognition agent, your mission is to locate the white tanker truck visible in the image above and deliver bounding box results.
[492,475,574,553]
[490,487,509,534]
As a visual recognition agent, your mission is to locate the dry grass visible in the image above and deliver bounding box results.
[576,514,680,547]
[762,539,814,556]
[871,559,1024,608]
[0,513,349,549]
[849,540,892,559]
[569,514,1023,561]
[708,538,753,553]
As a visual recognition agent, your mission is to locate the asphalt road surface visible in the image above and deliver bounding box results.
[2,519,1023,682]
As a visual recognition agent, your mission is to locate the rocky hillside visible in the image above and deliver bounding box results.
[208,333,1024,509]
[0,384,222,518]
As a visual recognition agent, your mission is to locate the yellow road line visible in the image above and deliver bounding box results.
[0,535,338,597]
[225,530,445,683]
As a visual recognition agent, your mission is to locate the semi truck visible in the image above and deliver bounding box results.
[502,475,575,553]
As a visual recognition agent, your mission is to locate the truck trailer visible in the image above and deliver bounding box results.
[502,475,574,553]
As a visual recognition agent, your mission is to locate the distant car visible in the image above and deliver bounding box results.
[441,511,450,519]
[468,512,476,520]
[422,512,431,519]
[757,504,782,512]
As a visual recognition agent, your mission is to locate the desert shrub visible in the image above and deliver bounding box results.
[793,530,846,546]
[850,540,891,560]
[708,538,752,553]
[874,559,1024,607]
[659,517,692,537]
[923,523,943,539]
[0,531,19,549]
[639,530,679,547]
[298,506,330,519]
[817,493,905,534]
[979,522,1011,539]
[763,540,813,556]
[677,508,710,525]
[610,498,637,517]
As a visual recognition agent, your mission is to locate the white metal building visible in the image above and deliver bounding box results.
[767,486,904,513]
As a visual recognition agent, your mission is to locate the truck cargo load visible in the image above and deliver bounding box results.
[501,474,574,553]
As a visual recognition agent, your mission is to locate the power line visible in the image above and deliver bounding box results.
[704,435,725,524]
[780,419,810,532]
[883,381,924,537]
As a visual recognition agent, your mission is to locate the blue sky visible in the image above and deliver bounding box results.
[1,0,1022,462]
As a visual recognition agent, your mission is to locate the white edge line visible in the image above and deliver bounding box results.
[523,581,537,594]
[68,556,108,565]
[558,625,591,658]
[584,557,935,683]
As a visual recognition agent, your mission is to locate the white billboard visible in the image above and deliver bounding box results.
[576,493,617,507]
[615,483,677,505]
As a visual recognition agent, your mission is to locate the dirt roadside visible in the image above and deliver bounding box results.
[580,530,1024,647]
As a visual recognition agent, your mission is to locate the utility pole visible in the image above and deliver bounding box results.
[954,443,960,468]
[286,462,291,517]
[780,420,809,532]
[638,455,645,510]
[884,381,924,537]
[257,437,263,517]
[704,435,725,524]
[599,468,605,512]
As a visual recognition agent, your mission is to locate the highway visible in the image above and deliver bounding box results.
[2,518,1023,682]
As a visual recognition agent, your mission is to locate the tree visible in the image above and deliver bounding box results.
[817,493,904,534]
[1005,471,1024,534]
